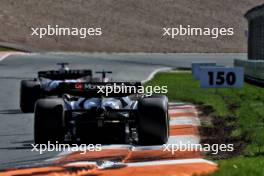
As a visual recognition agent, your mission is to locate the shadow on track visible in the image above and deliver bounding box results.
[0,109,22,114]
[0,140,34,150]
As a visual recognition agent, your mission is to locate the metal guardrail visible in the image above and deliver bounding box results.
[234,59,264,84]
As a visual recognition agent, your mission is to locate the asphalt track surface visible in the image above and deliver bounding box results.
[0,53,246,169]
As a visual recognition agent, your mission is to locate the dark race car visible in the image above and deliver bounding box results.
[34,81,169,145]
[20,63,93,113]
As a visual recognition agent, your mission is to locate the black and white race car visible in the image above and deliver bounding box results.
[34,81,169,145]
[20,63,93,112]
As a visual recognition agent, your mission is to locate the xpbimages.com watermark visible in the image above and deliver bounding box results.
[31,141,102,154]
[163,142,234,155]
[31,25,102,39]
[162,25,234,39]
[74,82,168,96]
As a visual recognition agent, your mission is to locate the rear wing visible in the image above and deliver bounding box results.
[38,70,92,80]
[55,82,142,97]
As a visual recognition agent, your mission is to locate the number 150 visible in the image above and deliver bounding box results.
[208,71,236,86]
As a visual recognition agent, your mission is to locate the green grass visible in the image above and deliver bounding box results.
[145,72,264,176]
[146,72,264,117]
[210,156,264,176]
[0,47,14,51]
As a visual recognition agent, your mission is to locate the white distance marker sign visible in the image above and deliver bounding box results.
[199,67,244,88]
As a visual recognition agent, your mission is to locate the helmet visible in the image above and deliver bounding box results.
[57,63,69,72]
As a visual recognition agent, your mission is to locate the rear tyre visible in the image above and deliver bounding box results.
[137,96,169,145]
[20,80,40,113]
[34,99,65,144]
